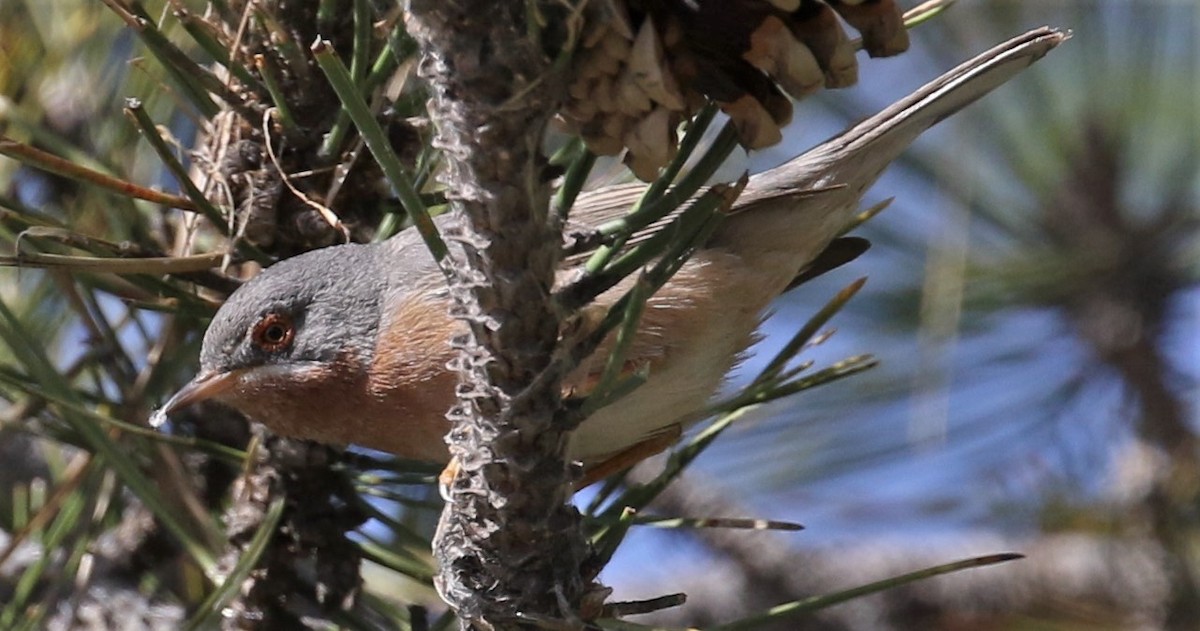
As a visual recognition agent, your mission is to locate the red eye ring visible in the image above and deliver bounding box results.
[251,312,295,352]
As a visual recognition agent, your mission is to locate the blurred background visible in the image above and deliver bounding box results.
[1,1,1196,629]
[609,2,1200,629]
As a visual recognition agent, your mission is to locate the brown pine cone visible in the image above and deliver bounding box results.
[557,0,910,180]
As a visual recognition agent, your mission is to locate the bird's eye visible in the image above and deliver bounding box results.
[251,312,295,352]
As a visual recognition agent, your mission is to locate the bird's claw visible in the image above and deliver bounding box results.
[438,456,460,502]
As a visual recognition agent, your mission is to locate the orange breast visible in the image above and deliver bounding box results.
[365,293,461,461]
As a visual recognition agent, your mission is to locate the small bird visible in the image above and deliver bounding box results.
[159,28,1064,479]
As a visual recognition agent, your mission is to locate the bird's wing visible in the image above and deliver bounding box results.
[563,27,1069,466]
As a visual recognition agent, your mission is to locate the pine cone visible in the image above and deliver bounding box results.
[558,0,910,180]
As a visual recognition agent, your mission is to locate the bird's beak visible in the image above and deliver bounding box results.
[155,370,239,422]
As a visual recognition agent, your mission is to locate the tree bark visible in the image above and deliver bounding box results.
[405,3,586,629]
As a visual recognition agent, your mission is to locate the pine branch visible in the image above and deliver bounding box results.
[405,3,588,629]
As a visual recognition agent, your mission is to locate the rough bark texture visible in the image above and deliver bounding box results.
[405,3,586,629]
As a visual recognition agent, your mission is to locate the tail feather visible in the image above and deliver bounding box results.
[744,27,1069,204]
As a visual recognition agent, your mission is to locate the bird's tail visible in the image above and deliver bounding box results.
[714,26,1066,286]
[744,26,1069,204]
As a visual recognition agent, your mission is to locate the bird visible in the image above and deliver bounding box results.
[158,28,1065,482]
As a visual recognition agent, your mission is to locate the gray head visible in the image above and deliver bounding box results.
[157,242,387,424]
